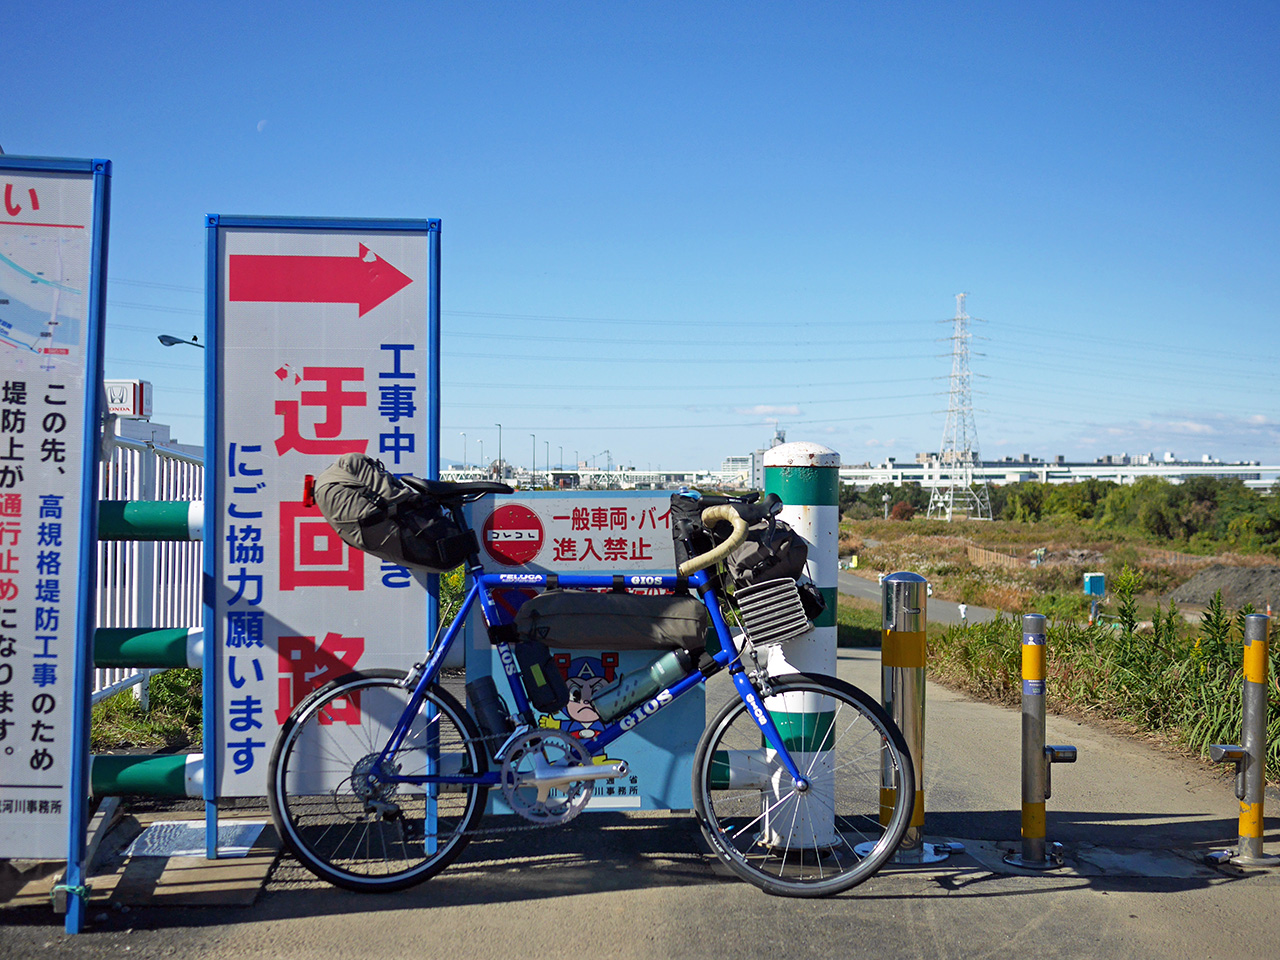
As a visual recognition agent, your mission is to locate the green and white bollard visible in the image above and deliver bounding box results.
[763,441,838,677]
[763,442,839,846]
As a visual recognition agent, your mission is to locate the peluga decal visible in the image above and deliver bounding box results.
[499,574,543,583]
[618,688,674,731]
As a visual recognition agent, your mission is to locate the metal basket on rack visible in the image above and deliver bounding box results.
[734,577,813,649]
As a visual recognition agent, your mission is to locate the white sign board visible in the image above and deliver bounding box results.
[466,491,704,811]
[209,217,436,796]
[0,161,105,857]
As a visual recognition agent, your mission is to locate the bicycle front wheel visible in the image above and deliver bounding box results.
[692,672,914,897]
[268,669,489,892]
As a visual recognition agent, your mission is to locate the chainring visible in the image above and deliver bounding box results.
[500,729,594,825]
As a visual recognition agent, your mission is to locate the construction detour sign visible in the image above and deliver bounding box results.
[206,216,439,796]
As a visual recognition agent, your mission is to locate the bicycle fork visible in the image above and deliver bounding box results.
[728,668,808,789]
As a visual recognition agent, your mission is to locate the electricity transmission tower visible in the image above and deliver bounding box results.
[927,293,993,521]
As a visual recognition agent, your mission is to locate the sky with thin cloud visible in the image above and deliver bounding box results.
[6,2,1277,470]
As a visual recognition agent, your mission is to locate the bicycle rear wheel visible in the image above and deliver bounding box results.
[692,672,914,897]
[268,669,488,892]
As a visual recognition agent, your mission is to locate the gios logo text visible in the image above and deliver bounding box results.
[743,692,769,727]
[498,645,519,677]
[617,688,674,731]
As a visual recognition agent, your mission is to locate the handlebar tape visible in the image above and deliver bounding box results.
[677,504,749,576]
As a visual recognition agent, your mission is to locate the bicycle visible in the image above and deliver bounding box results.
[267,480,916,898]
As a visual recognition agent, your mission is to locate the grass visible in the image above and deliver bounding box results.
[842,517,1222,620]
[928,604,1280,786]
[91,668,203,751]
[836,594,882,647]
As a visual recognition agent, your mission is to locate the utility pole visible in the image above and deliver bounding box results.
[927,293,993,521]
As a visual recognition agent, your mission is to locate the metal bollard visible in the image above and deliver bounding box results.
[1208,614,1279,867]
[1005,614,1077,869]
[877,572,957,863]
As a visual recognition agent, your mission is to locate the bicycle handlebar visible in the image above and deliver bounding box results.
[677,504,749,576]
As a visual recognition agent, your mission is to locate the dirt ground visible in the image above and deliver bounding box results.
[1168,564,1280,610]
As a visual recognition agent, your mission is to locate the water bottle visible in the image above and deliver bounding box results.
[594,648,694,722]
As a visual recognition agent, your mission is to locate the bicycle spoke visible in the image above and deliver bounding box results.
[694,675,914,896]
[269,673,488,892]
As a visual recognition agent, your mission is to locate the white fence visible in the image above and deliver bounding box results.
[92,431,203,704]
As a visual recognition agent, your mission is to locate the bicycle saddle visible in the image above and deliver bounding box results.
[400,475,514,499]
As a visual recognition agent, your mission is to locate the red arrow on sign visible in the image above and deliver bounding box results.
[229,243,413,317]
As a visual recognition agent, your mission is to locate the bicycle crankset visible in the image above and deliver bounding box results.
[499,729,628,825]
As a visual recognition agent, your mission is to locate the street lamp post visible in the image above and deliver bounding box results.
[530,434,536,487]
[495,424,502,479]
[460,432,466,470]
[158,334,204,349]
[478,440,484,476]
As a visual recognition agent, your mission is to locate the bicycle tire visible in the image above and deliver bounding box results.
[268,669,489,892]
[692,672,915,897]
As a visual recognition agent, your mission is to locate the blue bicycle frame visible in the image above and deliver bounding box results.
[372,564,810,790]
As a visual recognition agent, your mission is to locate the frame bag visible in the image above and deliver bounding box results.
[516,590,710,653]
[311,453,477,573]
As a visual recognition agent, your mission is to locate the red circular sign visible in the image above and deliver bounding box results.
[482,504,544,566]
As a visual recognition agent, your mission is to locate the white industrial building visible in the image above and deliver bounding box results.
[442,451,1279,492]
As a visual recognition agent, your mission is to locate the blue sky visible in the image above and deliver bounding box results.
[6,1,1278,471]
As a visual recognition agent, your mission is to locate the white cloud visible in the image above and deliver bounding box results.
[735,405,800,417]
[1170,420,1215,435]
[257,120,268,133]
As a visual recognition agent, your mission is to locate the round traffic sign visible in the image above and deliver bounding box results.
[482,504,544,566]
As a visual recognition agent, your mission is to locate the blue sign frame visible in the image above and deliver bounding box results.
[202,215,441,855]
[0,155,111,935]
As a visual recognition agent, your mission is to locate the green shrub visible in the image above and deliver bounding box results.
[929,597,1278,785]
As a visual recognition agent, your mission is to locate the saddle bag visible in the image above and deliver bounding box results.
[515,590,710,654]
[311,453,477,573]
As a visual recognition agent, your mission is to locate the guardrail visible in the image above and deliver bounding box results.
[93,432,203,706]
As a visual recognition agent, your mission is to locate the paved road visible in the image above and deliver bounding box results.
[3,648,1276,959]
[838,570,1000,626]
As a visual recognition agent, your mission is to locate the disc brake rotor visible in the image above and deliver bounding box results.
[500,729,593,825]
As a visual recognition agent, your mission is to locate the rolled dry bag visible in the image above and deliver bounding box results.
[311,453,477,573]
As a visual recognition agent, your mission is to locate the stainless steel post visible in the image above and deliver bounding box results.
[1005,614,1077,869]
[877,572,962,862]
[1209,614,1279,866]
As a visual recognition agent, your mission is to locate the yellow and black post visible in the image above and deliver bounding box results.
[1005,613,1076,869]
[1209,613,1279,866]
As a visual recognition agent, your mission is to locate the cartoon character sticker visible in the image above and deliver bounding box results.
[539,653,617,746]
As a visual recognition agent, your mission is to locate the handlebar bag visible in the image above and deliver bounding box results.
[725,517,809,588]
[312,453,478,573]
[516,590,709,653]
